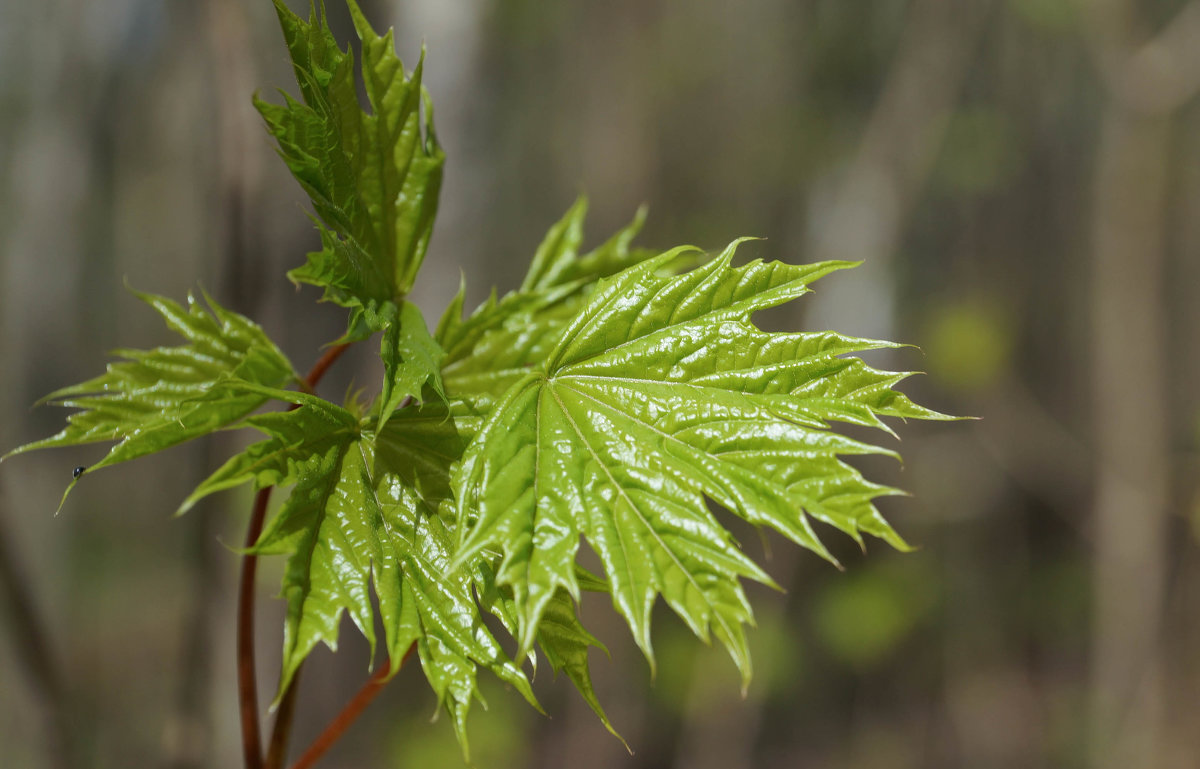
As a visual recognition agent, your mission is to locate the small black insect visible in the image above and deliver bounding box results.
[72,466,86,479]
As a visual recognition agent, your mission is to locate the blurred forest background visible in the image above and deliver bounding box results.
[2,0,1200,767]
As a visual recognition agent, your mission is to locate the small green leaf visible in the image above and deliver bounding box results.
[246,403,383,696]
[378,402,613,748]
[519,196,589,293]
[4,289,297,503]
[534,590,626,749]
[452,244,952,686]
[176,393,340,515]
[379,301,446,431]
[257,0,444,329]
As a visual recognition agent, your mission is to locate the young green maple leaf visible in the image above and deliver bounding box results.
[378,300,445,431]
[376,402,620,746]
[518,196,656,294]
[451,243,952,685]
[3,289,298,503]
[374,397,622,743]
[182,389,542,753]
[256,0,443,336]
[437,198,659,417]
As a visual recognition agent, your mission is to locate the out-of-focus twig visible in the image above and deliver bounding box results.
[237,341,351,769]
[805,0,996,343]
[164,0,265,763]
[809,0,996,269]
[0,483,73,769]
[163,2,267,767]
[1086,0,1200,113]
[288,652,407,769]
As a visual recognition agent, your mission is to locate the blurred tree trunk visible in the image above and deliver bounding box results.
[1089,103,1170,769]
[806,0,994,339]
[1085,4,1200,767]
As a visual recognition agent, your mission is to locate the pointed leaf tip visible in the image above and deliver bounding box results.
[8,288,297,491]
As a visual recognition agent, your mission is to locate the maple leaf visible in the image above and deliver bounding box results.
[3,289,298,504]
[184,389,542,751]
[378,300,445,430]
[450,243,952,685]
[437,198,659,417]
[255,0,443,337]
[374,398,621,743]
[5,0,960,760]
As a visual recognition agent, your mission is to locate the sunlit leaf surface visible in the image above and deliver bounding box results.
[186,392,537,747]
[4,289,297,502]
[452,244,951,685]
[379,300,446,430]
[256,0,443,334]
[438,198,657,417]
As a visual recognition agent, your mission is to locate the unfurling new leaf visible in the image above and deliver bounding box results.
[256,0,444,337]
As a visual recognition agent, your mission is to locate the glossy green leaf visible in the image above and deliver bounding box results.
[4,0,963,756]
[519,196,654,293]
[257,0,444,330]
[245,400,383,696]
[376,401,616,745]
[531,590,625,747]
[452,244,952,685]
[185,393,537,744]
[4,289,297,502]
[437,200,658,416]
[379,300,446,431]
[373,463,538,752]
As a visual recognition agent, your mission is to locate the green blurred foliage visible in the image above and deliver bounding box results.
[386,677,533,769]
[921,297,1016,393]
[1008,0,1079,32]
[813,557,939,671]
[653,607,806,715]
[934,109,1023,195]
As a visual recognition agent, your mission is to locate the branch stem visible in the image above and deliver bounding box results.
[237,486,272,769]
[289,645,414,769]
[265,663,303,769]
[237,340,352,769]
[305,344,351,390]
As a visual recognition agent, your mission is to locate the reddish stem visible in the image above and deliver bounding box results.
[305,344,351,391]
[265,663,303,769]
[237,487,273,769]
[289,645,414,769]
[237,341,352,769]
